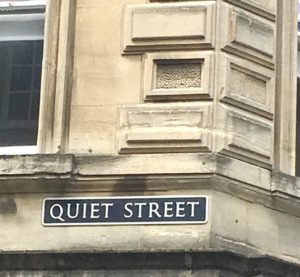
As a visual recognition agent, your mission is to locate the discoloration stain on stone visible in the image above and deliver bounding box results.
[0,196,17,215]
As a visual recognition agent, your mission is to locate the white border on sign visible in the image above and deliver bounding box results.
[42,195,209,226]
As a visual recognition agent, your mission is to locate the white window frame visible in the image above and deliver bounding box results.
[0,1,46,9]
[0,0,46,155]
[0,146,37,155]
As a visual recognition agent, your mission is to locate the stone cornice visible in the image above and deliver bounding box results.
[0,153,299,218]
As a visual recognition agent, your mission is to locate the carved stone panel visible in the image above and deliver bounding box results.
[118,103,212,153]
[223,0,276,21]
[142,52,214,101]
[122,2,215,53]
[220,4,275,68]
[218,54,275,119]
[216,105,273,168]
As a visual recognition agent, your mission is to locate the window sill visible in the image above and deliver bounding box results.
[0,146,38,155]
[0,1,46,9]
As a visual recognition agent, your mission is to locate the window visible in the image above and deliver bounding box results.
[0,0,45,154]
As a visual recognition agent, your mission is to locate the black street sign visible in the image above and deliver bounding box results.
[42,196,208,226]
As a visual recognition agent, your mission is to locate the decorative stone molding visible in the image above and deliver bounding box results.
[218,54,275,119]
[1,154,300,265]
[38,0,76,153]
[118,103,212,154]
[142,51,214,101]
[220,4,275,69]
[216,105,273,169]
[122,2,216,54]
[223,0,276,21]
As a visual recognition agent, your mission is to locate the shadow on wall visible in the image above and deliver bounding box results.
[0,196,17,215]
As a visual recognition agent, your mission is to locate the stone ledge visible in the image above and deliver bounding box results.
[0,153,299,216]
[0,154,73,176]
[271,172,300,199]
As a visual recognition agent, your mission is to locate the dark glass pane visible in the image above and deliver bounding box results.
[30,93,40,120]
[34,65,41,90]
[0,128,37,146]
[10,66,32,91]
[8,93,30,120]
[12,41,34,64]
[35,40,43,65]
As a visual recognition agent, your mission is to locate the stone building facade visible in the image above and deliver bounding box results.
[0,0,300,276]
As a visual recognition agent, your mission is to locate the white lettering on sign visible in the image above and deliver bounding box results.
[134,203,147,218]
[187,201,200,217]
[43,196,207,226]
[67,203,80,219]
[124,203,133,218]
[49,204,65,222]
[122,201,200,219]
[148,202,161,218]
[102,203,113,219]
[48,202,115,221]
[164,202,174,218]
[90,203,100,219]
[176,202,185,217]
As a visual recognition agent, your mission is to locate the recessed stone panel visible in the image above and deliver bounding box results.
[142,52,214,101]
[216,105,273,168]
[118,103,212,154]
[220,5,275,68]
[122,2,215,53]
[219,54,275,118]
[224,0,276,21]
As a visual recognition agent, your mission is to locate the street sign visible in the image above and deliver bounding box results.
[42,195,208,226]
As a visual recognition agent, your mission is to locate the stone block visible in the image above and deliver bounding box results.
[218,54,275,119]
[216,104,273,168]
[122,2,215,53]
[220,4,275,68]
[75,153,215,176]
[246,202,279,251]
[118,103,212,154]
[223,0,276,21]
[142,52,214,101]
[68,106,118,154]
[211,191,247,243]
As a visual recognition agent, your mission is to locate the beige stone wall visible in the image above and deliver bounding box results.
[68,0,145,154]
[64,0,287,172]
[1,0,300,271]
[38,1,296,169]
[1,180,300,264]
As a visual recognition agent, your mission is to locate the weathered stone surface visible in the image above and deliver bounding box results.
[122,2,216,53]
[118,103,212,153]
[224,0,276,21]
[0,252,299,276]
[142,51,214,101]
[0,154,73,175]
[0,0,299,274]
[0,153,299,266]
[156,62,201,89]
[220,4,275,68]
[218,54,275,118]
[215,105,273,168]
